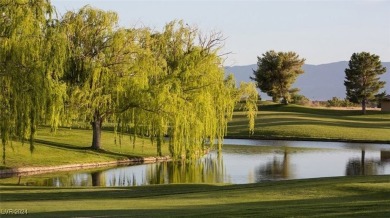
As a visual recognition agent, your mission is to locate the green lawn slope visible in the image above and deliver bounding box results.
[0,128,168,169]
[228,103,390,143]
[1,175,389,217]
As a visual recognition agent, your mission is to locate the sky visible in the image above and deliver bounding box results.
[51,0,390,66]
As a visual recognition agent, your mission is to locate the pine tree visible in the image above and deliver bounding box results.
[251,50,305,104]
[344,52,386,114]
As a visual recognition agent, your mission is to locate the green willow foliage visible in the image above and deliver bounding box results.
[238,82,258,135]
[0,3,258,163]
[0,0,67,164]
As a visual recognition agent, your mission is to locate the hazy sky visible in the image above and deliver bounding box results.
[52,0,390,66]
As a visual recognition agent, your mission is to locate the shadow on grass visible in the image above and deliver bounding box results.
[4,193,390,218]
[0,184,226,201]
[34,139,141,159]
[2,176,390,217]
[34,139,90,150]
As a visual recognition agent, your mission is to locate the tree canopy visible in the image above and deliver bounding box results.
[0,2,258,163]
[344,52,386,114]
[0,0,67,163]
[251,50,305,104]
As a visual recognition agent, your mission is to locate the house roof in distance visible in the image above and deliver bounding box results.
[382,95,390,101]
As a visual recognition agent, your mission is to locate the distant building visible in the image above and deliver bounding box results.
[381,95,390,112]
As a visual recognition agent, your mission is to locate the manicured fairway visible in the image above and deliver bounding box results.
[1,175,389,217]
[228,104,390,143]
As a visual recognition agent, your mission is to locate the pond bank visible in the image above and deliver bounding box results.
[0,156,171,178]
[1,135,389,178]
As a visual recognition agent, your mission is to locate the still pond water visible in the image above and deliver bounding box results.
[3,139,390,187]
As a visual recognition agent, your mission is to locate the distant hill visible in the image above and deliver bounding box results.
[225,61,390,101]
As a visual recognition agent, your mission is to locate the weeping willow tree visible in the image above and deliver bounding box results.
[117,21,258,159]
[60,6,145,150]
[1,2,257,163]
[62,7,258,159]
[0,0,67,164]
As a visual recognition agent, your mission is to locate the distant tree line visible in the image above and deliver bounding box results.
[252,50,386,114]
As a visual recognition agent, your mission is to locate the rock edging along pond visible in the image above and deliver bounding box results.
[0,156,171,178]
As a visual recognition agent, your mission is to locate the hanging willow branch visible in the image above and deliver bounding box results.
[0,0,67,164]
[1,2,258,164]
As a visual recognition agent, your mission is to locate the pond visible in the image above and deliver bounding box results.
[1,139,390,187]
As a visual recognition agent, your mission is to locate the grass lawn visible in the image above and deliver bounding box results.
[228,103,390,143]
[1,175,389,217]
[0,128,168,169]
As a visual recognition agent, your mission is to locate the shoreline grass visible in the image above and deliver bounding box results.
[1,175,389,217]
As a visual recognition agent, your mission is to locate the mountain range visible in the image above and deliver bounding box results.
[225,61,390,101]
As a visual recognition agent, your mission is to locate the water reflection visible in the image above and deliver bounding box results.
[381,151,390,162]
[19,172,92,187]
[91,171,105,186]
[2,140,390,187]
[256,149,292,181]
[346,149,386,176]
[63,154,226,187]
[146,155,226,185]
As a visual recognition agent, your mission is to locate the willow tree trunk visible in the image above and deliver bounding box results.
[282,97,289,105]
[2,142,5,165]
[156,130,163,156]
[91,111,102,150]
[361,98,367,115]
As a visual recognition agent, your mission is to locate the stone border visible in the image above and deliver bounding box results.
[0,156,171,178]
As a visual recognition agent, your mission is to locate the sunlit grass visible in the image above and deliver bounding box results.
[36,127,170,157]
[1,175,389,217]
[0,128,169,169]
[228,103,390,142]
[0,140,118,169]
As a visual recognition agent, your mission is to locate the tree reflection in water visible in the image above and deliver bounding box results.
[346,149,384,176]
[9,146,390,187]
[20,172,91,186]
[106,169,138,186]
[91,171,105,186]
[255,148,292,182]
[146,154,226,184]
[381,151,390,162]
